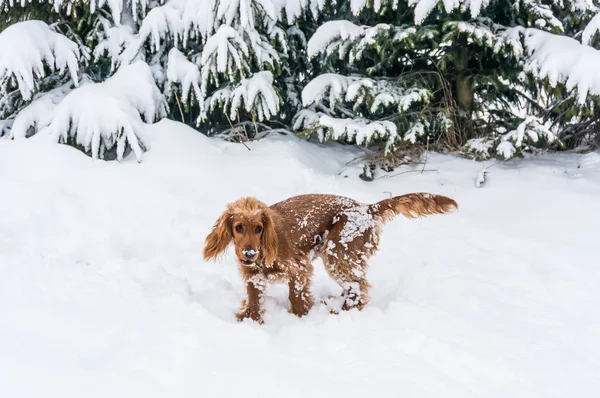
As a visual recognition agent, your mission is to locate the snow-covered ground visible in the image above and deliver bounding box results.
[1,120,599,398]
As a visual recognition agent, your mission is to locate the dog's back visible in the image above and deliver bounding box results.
[268,192,457,260]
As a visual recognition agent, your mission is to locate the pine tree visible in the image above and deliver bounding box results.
[2,0,600,162]
[0,0,305,157]
[293,0,600,160]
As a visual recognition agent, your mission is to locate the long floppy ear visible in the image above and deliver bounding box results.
[260,210,278,267]
[203,210,233,261]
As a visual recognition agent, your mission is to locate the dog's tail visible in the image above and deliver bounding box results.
[369,193,458,222]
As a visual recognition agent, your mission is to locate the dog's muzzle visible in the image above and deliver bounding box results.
[240,249,259,266]
[242,249,258,259]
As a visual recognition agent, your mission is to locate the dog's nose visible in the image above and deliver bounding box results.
[243,249,257,259]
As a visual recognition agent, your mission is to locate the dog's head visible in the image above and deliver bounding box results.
[203,197,278,268]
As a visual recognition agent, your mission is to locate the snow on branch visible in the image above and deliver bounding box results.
[200,24,250,94]
[307,21,423,65]
[202,71,280,123]
[202,24,249,74]
[216,0,277,29]
[409,0,492,24]
[138,0,184,51]
[93,17,142,72]
[509,27,600,104]
[271,0,327,23]
[408,0,562,30]
[272,0,307,24]
[103,60,167,123]
[303,113,399,153]
[231,71,280,121]
[0,20,80,101]
[10,81,76,140]
[496,116,556,159]
[302,73,353,108]
[582,13,600,46]
[302,73,431,115]
[167,48,201,105]
[38,61,166,162]
[307,20,365,59]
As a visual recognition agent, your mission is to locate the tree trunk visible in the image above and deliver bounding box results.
[452,33,475,144]
[454,33,474,113]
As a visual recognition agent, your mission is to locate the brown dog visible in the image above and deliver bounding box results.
[203,193,457,323]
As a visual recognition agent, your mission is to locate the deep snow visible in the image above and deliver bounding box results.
[1,119,599,398]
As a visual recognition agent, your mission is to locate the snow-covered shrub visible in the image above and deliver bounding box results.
[10,81,76,139]
[39,62,166,162]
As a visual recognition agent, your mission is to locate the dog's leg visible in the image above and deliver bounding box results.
[339,279,371,311]
[288,272,314,317]
[236,278,266,324]
[320,217,375,311]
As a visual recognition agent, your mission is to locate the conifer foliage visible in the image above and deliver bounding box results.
[1,0,600,161]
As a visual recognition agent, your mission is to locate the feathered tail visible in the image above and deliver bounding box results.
[369,193,458,222]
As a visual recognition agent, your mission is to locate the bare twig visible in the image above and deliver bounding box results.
[225,113,251,151]
[251,113,259,138]
[421,135,430,173]
[174,91,185,124]
[375,169,437,180]
[238,114,250,141]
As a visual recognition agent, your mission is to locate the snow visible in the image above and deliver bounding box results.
[167,48,202,104]
[302,73,352,108]
[9,82,75,140]
[230,71,280,122]
[201,24,249,75]
[306,20,365,59]
[318,114,398,151]
[93,18,141,71]
[200,70,280,123]
[582,13,600,46]
[0,20,80,101]
[464,137,494,158]
[1,119,600,396]
[409,0,500,24]
[138,1,184,52]
[272,0,308,23]
[37,61,165,162]
[498,116,556,159]
[514,27,600,104]
[1,119,599,397]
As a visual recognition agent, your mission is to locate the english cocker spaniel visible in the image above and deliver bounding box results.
[203,193,457,323]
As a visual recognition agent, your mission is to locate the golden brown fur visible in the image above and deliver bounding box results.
[203,193,458,324]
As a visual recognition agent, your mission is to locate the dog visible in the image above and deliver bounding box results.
[203,193,457,323]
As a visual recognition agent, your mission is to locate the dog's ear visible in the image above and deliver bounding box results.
[260,210,278,267]
[203,209,233,261]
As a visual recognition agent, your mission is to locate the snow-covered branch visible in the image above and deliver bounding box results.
[0,20,80,101]
[202,71,280,123]
[302,73,431,115]
[38,61,166,162]
[295,111,399,153]
[166,48,201,105]
[508,27,600,104]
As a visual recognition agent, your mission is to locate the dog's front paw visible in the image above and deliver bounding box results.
[236,307,264,324]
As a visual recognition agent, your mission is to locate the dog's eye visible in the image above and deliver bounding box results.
[235,225,243,233]
[255,225,263,233]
